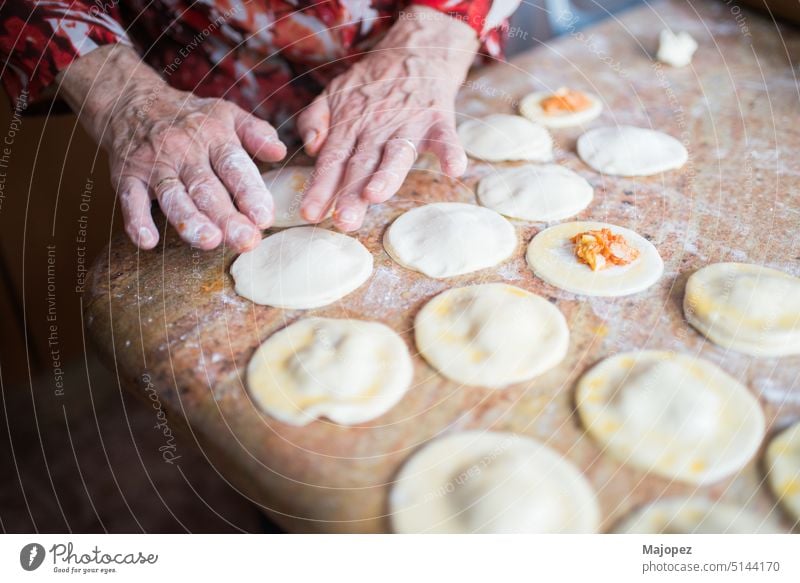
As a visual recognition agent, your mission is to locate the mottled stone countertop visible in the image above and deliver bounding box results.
[86,0,800,532]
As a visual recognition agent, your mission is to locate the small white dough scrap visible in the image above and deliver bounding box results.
[415,283,569,388]
[230,226,373,309]
[390,431,600,533]
[577,125,688,176]
[684,262,800,357]
[262,166,329,227]
[457,113,554,162]
[477,164,594,222]
[526,221,663,297]
[766,421,800,523]
[384,203,517,278]
[247,317,413,426]
[577,351,765,485]
[614,499,783,533]
[519,90,603,128]
[657,29,698,68]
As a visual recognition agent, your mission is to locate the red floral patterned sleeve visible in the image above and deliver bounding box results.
[0,1,131,106]
[409,0,521,57]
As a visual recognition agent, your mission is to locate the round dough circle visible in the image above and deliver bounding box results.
[390,431,600,533]
[247,317,413,425]
[526,221,663,297]
[766,421,800,522]
[519,90,603,128]
[684,262,800,357]
[457,114,553,162]
[576,351,765,485]
[477,164,594,222]
[231,226,373,309]
[384,203,517,278]
[415,283,569,388]
[577,125,688,176]
[614,499,782,533]
[262,166,330,227]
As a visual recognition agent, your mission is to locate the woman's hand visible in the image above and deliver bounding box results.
[58,45,286,251]
[297,6,479,231]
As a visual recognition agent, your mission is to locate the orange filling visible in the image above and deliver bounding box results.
[571,228,640,271]
[540,88,593,115]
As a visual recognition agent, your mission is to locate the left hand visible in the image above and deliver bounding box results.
[297,6,479,231]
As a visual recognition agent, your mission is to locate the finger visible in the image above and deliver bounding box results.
[152,167,222,250]
[118,176,159,249]
[363,136,419,204]
[296,95,330,156]
[332,138,383,231]
[301,134,354,222]
[233,108,286,162]
[209,142,274,229]
[422,120,468,177]
[180,162,261,253]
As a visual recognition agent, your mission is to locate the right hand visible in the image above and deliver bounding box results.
[58,45,286,251]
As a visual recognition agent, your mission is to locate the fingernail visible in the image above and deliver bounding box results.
[232,223,258,246]
[252,204,272,227]
[304,130,318,147]
[339,210,357,224]
[193,224,218,245]
[369,180,385,193]
[138,227,155,247]
[303,203,322,220]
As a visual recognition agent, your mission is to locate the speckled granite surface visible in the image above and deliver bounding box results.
[85,0,800,532]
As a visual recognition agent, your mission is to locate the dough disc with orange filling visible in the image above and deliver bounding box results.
[390,431,600,533]
[576,351,765,485]
[414,283,569,388]
[519,89,603,128]
[614,499,783,533]
[765,421,800,522]
[684,262,800,357]
[247,317,413,426]
[526,221,663,297]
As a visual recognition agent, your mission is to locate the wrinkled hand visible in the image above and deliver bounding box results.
[59,45,285,251]
[297,6,479,231]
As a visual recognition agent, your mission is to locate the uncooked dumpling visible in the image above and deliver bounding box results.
[414,283,569,388]
[262,166,330,227]
[684,262,800,357]
[384,203,517,278]
[614,499,782,533]
[247,317,413,425]
[577,125,688,176]
[457,113,553,162]
[390,431,600,533]
[526,221,663,297]
[477,164,593,222]
[576,351,765,485]
[231,226,372,309]
[765,421,800,522]
[519,88,603,128]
